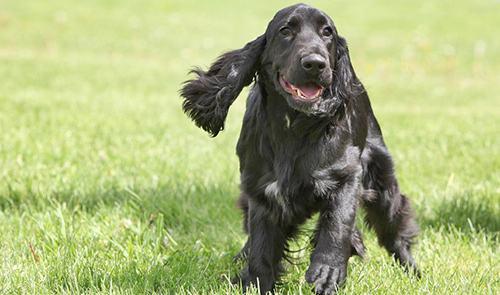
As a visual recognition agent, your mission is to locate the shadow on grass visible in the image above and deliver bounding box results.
[4,180,497,236]
[0,178,242,233]
[418,190,499,234]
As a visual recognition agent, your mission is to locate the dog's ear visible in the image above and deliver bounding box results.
[333,36,363,101]
[180,35,266,137]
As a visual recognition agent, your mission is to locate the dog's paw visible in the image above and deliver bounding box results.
[305,263,347,294]
[231,266,249,286]
[231,267,275,294]
[231,267,259,294]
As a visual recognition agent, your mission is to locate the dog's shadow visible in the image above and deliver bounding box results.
[418,190,499,234]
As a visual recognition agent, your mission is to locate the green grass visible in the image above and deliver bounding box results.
[0,0,498,294]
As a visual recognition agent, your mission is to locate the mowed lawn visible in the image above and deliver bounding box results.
[0,0,498,294]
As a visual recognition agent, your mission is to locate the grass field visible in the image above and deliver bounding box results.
[0,0,498,294]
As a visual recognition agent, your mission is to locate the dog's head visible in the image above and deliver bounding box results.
[261,4,360,113]
[181,4,360,136]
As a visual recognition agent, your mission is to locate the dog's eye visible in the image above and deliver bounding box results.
[322,27,333,37]
[280,27,292,37]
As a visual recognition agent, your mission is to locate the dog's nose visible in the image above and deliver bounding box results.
[301,54,326,75]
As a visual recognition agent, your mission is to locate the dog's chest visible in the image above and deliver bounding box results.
[262,165,337,202]
[260,167,337,223]
[259,131,357,213]
[261,144,339,209]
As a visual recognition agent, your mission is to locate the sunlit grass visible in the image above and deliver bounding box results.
[0,0,498,294]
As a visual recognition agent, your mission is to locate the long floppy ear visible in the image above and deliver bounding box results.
[180,35,266,137]
[333,36,363,101]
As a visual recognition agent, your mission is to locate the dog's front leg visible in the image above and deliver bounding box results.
[234,198,287,294]
[306,176,360,294]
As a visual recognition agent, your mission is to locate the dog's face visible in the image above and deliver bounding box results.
[262,4,338,112]
[181,3,357,136]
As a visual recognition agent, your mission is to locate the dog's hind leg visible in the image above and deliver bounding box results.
[361,140,421,277]
[350,224,365,258]
[233,193,250,262]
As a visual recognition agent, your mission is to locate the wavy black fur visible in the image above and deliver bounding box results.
[180,4,420,294]
[181,36,265,137]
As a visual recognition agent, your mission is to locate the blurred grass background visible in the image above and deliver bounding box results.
[0,0,498,294]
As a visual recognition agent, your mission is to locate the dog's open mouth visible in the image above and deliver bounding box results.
[279,75,323,102]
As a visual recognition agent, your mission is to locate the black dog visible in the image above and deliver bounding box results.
[181,4,419,294]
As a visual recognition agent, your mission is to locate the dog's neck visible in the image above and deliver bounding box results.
[257,78,347,143]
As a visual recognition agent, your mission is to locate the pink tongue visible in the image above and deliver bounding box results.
[294,83,321,98]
